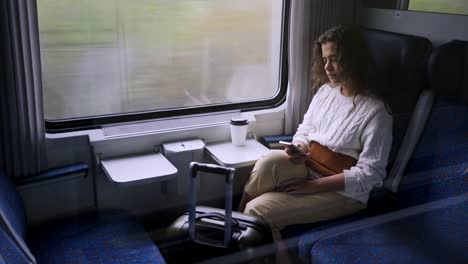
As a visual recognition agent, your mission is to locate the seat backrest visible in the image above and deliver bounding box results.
[397,40,468,206]
[427,40,468,105]
[0,170,27,239]
[0,227,31,264]
[361,28,432,192]
[362,28,431,164]
[0,170,35,263]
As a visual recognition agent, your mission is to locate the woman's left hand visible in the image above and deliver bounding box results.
[277,178,318,195]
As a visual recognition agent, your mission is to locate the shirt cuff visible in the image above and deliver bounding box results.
[343,169,362,193]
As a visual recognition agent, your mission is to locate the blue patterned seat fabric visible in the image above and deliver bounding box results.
[398,101,468,207]
[309,197,467,264]
[0,166,166,264]
[27,213,166,264]
[0,170,28,241]
[0,227,29,264]
[0,170,34,263]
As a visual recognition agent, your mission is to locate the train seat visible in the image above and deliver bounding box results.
[397,40,468,207]
[301,195,467,264]
[0,166,166,264]
[297,40,468,263]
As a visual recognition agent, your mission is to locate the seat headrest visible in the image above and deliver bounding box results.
[361,28,431,114]
[427,40,468,105]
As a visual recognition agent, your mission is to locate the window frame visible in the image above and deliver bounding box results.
[43,0,291,133]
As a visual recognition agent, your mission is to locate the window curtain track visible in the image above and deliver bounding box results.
[286,0,357,134]
[0,0,45,179]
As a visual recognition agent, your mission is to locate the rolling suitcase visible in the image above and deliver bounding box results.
[165,162,272,262]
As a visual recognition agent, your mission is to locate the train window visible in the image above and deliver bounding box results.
[408,0,468,16]
[38,0,288,132]
[363,0,468,16]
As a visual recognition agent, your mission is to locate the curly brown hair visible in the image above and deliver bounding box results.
[311,25,380,102]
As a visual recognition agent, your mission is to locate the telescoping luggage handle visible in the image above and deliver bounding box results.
[189,162,235,248]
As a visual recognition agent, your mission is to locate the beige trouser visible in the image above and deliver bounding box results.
[243,150,365,240]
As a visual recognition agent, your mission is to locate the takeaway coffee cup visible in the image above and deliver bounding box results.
[230,116,249,146]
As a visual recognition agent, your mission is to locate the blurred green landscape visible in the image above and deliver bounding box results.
[38,0,282,120]
[409,0,468,16]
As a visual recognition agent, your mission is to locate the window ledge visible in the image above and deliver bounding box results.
[102,111,243,139]
[45,103,286,144]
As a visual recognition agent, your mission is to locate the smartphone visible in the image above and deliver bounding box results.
[278,141,306,155]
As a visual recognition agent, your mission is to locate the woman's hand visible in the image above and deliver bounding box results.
[284,142,310,164]
[277,178,318,195]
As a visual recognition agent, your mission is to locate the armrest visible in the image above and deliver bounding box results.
[260,135,294,149]
[15,163,88,188]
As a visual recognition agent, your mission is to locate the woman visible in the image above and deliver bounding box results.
[238,25,393,241]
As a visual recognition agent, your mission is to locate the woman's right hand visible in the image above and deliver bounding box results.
[285,142,310,164]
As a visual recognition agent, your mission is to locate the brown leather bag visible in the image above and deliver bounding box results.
[305,142,357,176]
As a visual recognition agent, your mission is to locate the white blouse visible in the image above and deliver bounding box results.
[293,83,393,203]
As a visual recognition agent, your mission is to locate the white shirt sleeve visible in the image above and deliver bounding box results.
[343,108,393,194]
